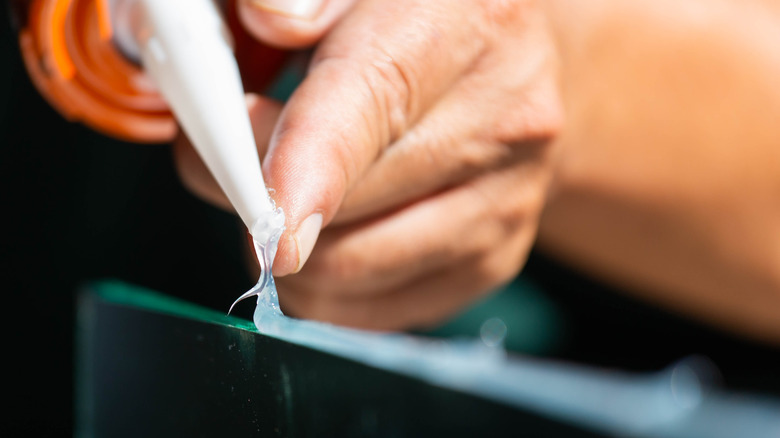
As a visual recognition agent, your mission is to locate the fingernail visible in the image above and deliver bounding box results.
[246,0,324,20]
[293,213,322,273]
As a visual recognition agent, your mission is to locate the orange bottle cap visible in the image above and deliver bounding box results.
[18,0,287,144]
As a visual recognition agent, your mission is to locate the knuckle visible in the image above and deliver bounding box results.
[464,172,545,258]
[360,48,415,144]
[494,0,543,24]
[329,126,364,193]
[473,213,523,259]
[306,52,415,181]
[459,140,515,175]
[517,86,564,141]
[415,133,515,182]
[312,49,414,146]
[476,252,521,289]
[477,0,535,34]
[491,72,563,143]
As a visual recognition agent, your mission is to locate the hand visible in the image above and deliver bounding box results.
[176,0,563,330]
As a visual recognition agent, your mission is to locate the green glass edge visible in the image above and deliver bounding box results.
[89,279,258,332]
[87,276,563,354]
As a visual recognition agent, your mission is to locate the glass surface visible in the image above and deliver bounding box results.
[78,280,780,438]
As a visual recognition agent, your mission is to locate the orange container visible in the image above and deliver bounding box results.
[16,0,288,143]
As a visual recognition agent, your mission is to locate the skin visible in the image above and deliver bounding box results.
[175,0,780,342]
[539,0,780,344]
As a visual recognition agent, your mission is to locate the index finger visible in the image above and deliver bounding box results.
[265,0,490,276]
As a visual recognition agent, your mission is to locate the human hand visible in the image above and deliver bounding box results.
[176,0,563,330]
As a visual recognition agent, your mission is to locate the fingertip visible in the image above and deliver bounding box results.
[259,55,380,278]
[272,212,323,276]
[293,213,323,271]
[238,0,355,49]
[272,233,299,276]
[244,0,323,20]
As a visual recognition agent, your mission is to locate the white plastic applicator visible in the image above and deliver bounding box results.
[110,0,285,309]
[112,0,281,231]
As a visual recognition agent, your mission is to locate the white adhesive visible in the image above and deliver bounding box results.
[249,281,780,438]
[229,202,285,314]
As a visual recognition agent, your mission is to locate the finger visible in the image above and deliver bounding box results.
[277,144,553,330]
[331,91,506,225]
[265,0,489,276]
[278,144,551,299]
[278,248,525,331]
[237,0,358,49]
[280,181,490,298]
[334,24,562,225]
[278,156,550,331]
[173,93,282,211]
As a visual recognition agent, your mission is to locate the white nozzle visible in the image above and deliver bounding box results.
[111,0,275,234]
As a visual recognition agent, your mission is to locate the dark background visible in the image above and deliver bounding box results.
[2,4,778,435]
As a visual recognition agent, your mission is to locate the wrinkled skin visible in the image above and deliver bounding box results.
[174,0,562,330]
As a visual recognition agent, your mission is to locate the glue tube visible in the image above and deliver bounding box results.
[17,0,288,245]
[114,0,284,238]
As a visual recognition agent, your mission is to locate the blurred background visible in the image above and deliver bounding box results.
[2,4,779,435]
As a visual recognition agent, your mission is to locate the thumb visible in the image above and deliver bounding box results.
[238,0,358,48]
[264,0,483,276]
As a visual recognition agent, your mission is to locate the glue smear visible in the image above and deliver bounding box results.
[228,202,285,315]
[232,208,779,438]
[247,276,780,438]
